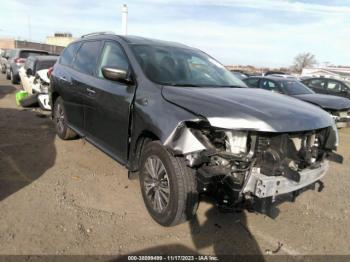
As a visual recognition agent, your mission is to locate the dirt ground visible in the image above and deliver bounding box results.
[0,73,349,257]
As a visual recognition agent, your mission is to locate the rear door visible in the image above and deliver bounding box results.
[54,42,85,131]
[84,40,135,164]
[68,40,103,133]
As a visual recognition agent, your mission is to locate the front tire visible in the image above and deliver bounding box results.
[53,97,77,140]
[139,141,198,226]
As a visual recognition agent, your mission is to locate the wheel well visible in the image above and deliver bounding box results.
[50,92,59,118]
[129,131,159,171]
[51,92,59,108]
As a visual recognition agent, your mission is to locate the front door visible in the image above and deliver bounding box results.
[84,41,136,164]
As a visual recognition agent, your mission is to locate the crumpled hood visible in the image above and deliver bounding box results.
[162,86,334,132]
[293,93,350,111]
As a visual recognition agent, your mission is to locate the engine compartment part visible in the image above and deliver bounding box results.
[165,121,342,217]
[243,161,328,198]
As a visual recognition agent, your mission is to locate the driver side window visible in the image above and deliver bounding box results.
[97,41,129,78]
[327,80,347,93]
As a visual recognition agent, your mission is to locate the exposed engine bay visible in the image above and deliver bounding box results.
[165,121,343,217]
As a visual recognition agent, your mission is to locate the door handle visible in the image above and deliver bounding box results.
[136,97,148,106]
[59,76,68,82]
[86,88,96,95]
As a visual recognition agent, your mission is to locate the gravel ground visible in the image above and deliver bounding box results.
[0,73,349,258]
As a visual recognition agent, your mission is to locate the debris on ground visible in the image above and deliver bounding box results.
[265,242,283,254]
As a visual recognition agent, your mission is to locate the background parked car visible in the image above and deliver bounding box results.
[230,71,248,80]
[19,55,58,94]
[243,76,350,128]
[19,55,58,110]
[302,77,350,99]
[6,48,49,84]
[0,49,11,74]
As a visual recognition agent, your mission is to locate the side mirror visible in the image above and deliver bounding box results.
[101,66,132,84]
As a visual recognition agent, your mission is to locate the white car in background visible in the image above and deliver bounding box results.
[19,55,58,110]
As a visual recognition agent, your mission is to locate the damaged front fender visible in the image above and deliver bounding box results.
[163,121,208,155]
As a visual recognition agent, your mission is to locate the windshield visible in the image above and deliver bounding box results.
[280,80,315,95]
[131,44,247,87]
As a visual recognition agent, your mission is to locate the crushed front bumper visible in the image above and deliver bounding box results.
[243,161,329,198]
[37,94,51,110]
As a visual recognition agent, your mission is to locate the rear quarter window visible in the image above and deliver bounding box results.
[60,42,81,66]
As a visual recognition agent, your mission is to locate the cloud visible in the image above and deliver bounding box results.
[1,0,350,67]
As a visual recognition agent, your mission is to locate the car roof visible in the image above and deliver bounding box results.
[76,33,194,50]
[14,48,49,53]
[30,55,58,61]
[247,76,297,82]
[303,77,350,83]
[120,35,192,49]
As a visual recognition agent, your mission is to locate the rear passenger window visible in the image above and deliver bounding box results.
[96,41,129,78]
[308,79,326,89]
[60,42,81,66]
[72,41,101,75]
[245,78,259,88]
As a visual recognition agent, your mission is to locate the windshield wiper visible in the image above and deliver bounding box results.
[168,83,202,87]
[218,85,245,88]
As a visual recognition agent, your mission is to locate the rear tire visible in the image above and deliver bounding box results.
[11,71,19,84]
[53,97,78,140]
[139,141,198,226]
[6,70,10,80]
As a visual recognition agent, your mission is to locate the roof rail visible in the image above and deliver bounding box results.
[81,31,115,38]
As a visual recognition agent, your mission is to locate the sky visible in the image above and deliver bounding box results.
[1,0,350,67]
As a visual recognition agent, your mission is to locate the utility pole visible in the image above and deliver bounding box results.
[122,4,128,35]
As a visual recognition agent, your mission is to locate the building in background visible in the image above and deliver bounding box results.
[0,38,65,55]
[46,32,75,47]
[302,67,350,81]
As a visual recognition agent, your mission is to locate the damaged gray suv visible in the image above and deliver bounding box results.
[50,33,343,226]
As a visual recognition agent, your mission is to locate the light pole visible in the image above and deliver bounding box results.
[122,4,128,36]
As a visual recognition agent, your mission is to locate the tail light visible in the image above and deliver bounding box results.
[14,58,26,65]
[47,67,54,78]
